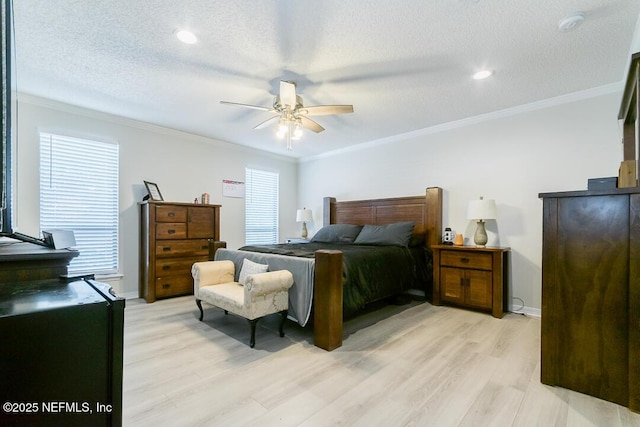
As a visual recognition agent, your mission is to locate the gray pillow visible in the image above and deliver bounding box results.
[238,258,268,285]
[354,221,415,247]
[310,224,363,244]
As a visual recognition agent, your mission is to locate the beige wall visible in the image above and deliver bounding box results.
[14,95,299,297]
[297,88,624,315]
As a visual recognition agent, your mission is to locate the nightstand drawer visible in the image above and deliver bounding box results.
[440,250,492,270]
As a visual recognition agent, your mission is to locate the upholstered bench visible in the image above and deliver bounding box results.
[191,259,294,348]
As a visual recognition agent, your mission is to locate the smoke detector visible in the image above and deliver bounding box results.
[558,12,584,32]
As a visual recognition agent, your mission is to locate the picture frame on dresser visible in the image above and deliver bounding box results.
[144,180,164,201]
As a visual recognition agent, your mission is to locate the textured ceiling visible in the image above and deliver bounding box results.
[12,0,640,159]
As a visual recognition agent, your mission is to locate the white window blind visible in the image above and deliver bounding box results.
[40,132,119,275]
[245,168,279,245]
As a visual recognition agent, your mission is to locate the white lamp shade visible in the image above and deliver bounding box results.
[296,208,313,222]
[467,198,497,220]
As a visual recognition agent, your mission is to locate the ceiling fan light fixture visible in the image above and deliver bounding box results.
[473,69,493,80]
[175,29,198,44]
[278,120,289,134]
[220,79,353,151]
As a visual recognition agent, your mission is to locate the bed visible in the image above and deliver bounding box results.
[213,187,443,350]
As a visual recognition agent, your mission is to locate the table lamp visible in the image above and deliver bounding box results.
[467,196,496,247]
[296,208,313,239]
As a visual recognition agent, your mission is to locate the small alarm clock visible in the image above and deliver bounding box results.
[442,227,456,245]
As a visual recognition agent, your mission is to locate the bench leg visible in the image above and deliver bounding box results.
[248,318,259,348]
[196,299,204,321]
[279,310,288,337]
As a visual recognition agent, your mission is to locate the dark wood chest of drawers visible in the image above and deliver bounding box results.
[539,188,640,412]
[139,201,221,303]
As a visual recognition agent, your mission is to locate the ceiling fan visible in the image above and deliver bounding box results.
[220,80,354,150]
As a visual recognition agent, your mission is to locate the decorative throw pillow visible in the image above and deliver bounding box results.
[310,224,363,244]
[238,258,268,285]
[353,221,415,247]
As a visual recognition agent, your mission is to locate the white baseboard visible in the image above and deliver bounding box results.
[407,289,541,317]
[121,291,140,300]
[509,305,541,318]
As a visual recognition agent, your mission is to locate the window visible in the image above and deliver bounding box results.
[40,132,119,275]
[245,167,279,245]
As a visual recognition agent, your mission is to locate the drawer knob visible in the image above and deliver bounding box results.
[168,212,175,217]
[162,266,171,271]
[162,283,170,289]
[163,247,171,252]
[168,229,176,234]
[460,257,470,264]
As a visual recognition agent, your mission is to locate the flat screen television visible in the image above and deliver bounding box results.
[1,0,46,246]
[1,0,12,237]
[0,0,13,236]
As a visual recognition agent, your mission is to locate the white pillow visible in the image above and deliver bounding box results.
[238,258,268,285]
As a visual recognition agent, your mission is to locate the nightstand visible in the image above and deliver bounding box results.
[432,245,510,318]
[284,237,309,243]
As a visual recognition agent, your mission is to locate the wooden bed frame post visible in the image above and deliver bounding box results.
[313,249,344,351]
[425,187,443,248]
[323,197,336,226]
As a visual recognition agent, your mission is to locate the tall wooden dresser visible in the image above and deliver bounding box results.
[139,201,221,303]
[539,188,639,412]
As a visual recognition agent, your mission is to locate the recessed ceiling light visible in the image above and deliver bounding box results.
[175,29,197,44]
[558,12,584,32]
[473,70,493,80]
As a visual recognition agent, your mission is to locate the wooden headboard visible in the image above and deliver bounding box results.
[322,187,443,249]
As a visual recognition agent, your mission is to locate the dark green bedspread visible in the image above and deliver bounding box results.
[238,243,431,317]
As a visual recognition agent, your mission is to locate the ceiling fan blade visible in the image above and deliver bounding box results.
[299,116,325,133]
[300,105,354,116]
[253,115,280,130]
[279,81,297,109]
[220,101,273,112]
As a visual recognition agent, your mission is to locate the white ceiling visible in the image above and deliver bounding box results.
[12,1,640,159]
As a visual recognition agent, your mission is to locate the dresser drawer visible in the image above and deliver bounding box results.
[440,250,492,270]
[156,223,187,239]
[155,275,193,298]
[155,205,187,222]
[155,239,210,257]
[155,256,208,276]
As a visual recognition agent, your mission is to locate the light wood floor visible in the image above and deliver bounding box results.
[122,296,640,427]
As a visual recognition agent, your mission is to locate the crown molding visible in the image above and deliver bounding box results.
[17,93,297,164]
[299,82,623,163]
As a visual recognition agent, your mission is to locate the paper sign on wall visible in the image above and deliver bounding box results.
[222,180,245,198]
